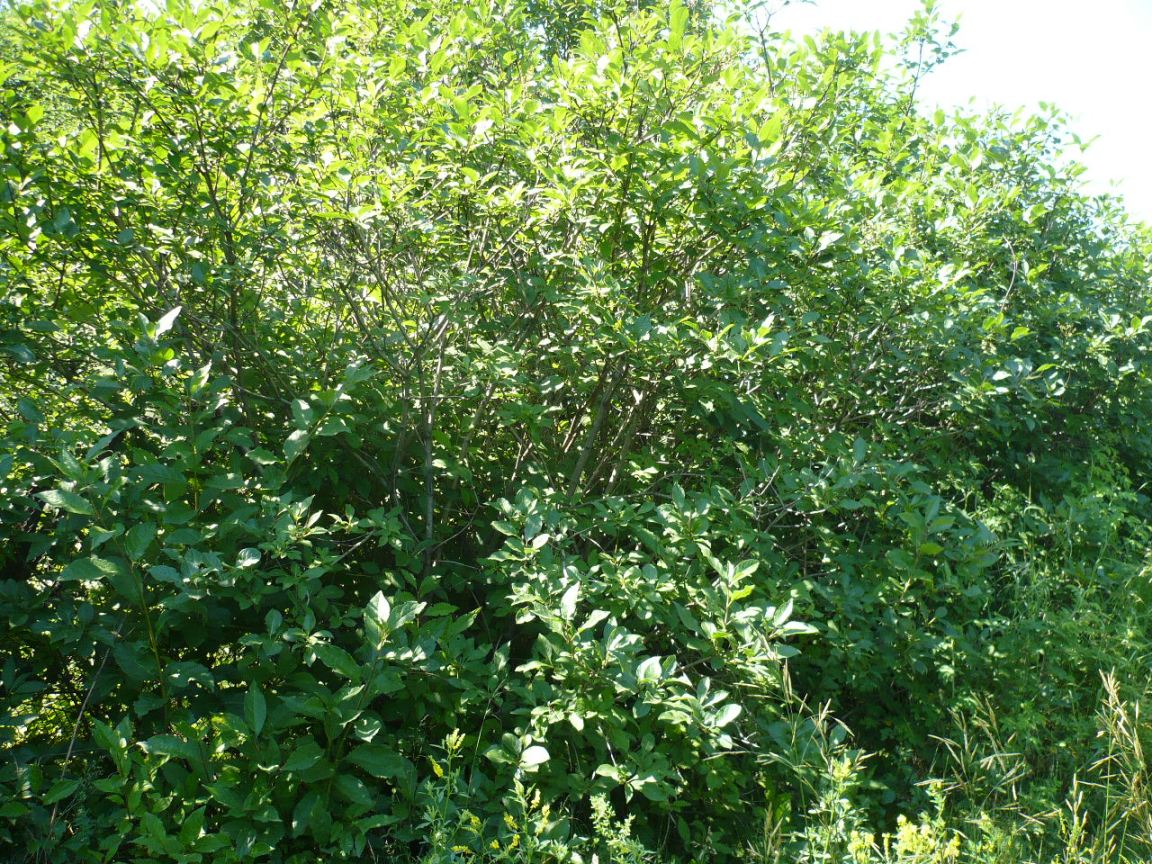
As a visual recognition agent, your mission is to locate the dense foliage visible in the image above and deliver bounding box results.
[2,0,1151,861]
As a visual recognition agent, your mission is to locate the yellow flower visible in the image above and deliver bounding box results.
[430,759,445,778]
[848,830,875,864]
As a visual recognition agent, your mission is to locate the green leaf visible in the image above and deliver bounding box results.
[150,565,182,585]
[291,399,315,429]
[165,661,215,691]
[140,811,165,839]
[188,362,212,396]
[60,557,109,582]
[713,703,742,728]
[246,448,279,466]
[313,643,362,680]
[520,745,549,768]
[580,609,611,633]
[771,599,794,628]
[560,583,580,621]
[283,739,324,772]
[292,790,320,836]
[595,763,621,780]
[113,643,152,684]
[334,774,374,806]
[2,342,36,363]
[638,777,669,802]
[365,592,391,646]
[140,735,199,761]
[367,592,391,624]
[60,556,136,600]
[244,685,267,735]
[155,306,182,336]
[236,547,262,568]
[668,0,688,50]
[284,430,310,463]
[345,745,415,780]
[91,718,127,755]
[125,522,156,560]
[179,807,207,845]
[37,489,94,516]
[636,656,663,683]
[42,778,82,804]
[17,397,44,424]
[131,463,185,486]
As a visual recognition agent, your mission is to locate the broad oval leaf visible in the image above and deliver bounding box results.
[37,489,94,516]
[244,685,267,735]
[154,305,182,336]
[344,745,414,779]
[520,745,550,768]
[713,703,743,729]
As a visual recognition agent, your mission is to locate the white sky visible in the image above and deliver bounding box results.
[774,0,1152,225]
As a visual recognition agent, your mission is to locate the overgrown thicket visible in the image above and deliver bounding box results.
[2,0,1151,861]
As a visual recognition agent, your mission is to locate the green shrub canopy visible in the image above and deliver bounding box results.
[1,0,1150,861]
